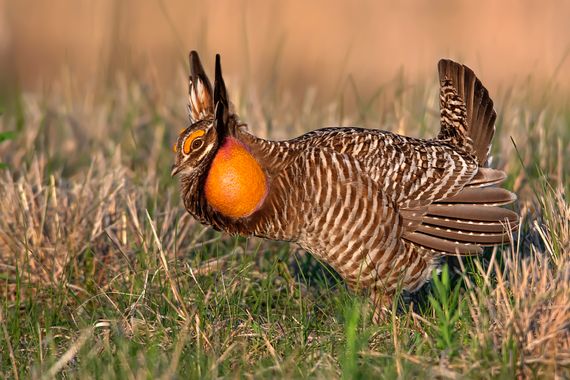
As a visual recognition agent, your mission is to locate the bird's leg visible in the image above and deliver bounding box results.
[370,289,394,324]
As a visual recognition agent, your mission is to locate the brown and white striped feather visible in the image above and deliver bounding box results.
[228,125,516,293]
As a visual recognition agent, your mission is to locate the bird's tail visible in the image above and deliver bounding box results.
[398,60,518,293]
[404,167,518,250]
[437,59,497,166]
[401,167,518,290]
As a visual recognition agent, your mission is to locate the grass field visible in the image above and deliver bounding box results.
[0,66,569,379]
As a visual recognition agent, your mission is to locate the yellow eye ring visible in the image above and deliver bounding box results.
[183,129,206,154]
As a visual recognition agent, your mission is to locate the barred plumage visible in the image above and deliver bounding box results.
[172,52,518,321]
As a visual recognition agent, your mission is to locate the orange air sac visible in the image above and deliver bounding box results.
[204,138,268,219]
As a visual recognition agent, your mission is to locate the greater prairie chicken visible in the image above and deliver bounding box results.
[172,51,518,320]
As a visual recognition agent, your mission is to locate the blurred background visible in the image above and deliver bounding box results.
[1,2,570,377]
[1,0,569,104]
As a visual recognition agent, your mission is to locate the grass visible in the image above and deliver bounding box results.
[0,66,569,379]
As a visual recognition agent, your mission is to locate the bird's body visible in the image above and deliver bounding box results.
[173,52,518,318]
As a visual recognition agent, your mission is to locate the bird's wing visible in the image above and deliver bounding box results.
[290,127,478,206]
[290,130,516,257]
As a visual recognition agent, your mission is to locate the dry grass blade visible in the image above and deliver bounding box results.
[44,328,93,379]
[0,309,19,380]
[145,209,190,321]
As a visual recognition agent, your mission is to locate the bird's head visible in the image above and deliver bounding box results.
[171,51,231,179]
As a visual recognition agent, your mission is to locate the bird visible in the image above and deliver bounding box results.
[172,51,518,321]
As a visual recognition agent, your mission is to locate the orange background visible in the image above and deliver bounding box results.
[1,0,569,99]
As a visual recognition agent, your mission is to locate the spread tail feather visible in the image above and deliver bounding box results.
[402,171,518,256]
[465,167,507,187]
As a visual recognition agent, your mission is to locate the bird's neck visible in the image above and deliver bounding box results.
[181,128,303,239]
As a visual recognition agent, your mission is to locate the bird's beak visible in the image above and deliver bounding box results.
[171,164,182,177]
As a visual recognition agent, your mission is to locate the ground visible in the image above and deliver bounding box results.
[0,70,569,379]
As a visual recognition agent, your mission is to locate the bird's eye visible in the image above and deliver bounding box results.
[192,138,204,150]
[182,129,206,154]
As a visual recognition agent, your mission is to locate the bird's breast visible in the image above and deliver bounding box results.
[204,138,268,219]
